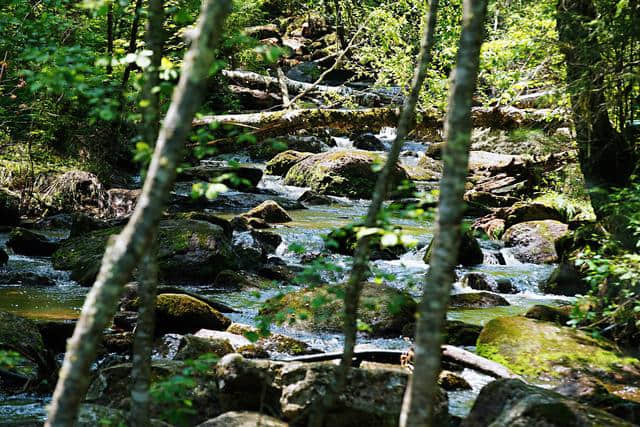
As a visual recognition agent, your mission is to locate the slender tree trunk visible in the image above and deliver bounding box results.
[307,2,440,426]
[333,0,346,49]
[556,0,634,217]
[106,1,114,75]
[121,0,144,88]
[45,1,232,425]
[399,1,488,426]
[129,1,164,425]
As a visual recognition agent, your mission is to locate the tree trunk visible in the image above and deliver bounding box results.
[307,2,440,426]
[106,1,114,75]
[121,0,144,88]
[556,0,635,217]
[45,1,232,425]
[129,0,164,424]
[399,1,488,426]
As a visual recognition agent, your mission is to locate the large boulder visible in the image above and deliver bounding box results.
[7,228,59,256]
[0,311,56,390]
[225,323,321,356]
[0,271,55,286]
[197,412,288,427]
[284,150,410,199]
[43,170,108,215]
[265,150,312,176]
[259,283,417,337]
[476,316,640,389]
[216,354,449,426]
[154,294,231,336]
[424,229,484,266]
[177,164,263,191]
[242,200,292,223]
[503,201,566,229]
[461,379,633,426]
[461,272,517,294]
[502,220,569,264]
[449,292,510,309]
[52,219,238,285]
[0,189,20,226]
[155,333,235,361]
[351,133,385,151]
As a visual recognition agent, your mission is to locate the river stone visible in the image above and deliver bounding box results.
[195,329,252,349]
[0,189,20,226]
[297,190,333,205]
[439,370,472,391]
[284,150,410,199]
[424,229,484,266]
[154,294,231,336]
[524,304,571,325]
[0,271,55,286]
[242,200,292,223]
[325,223,408,260]
[265,150,312,176]
[476,316,640,388]
[52,219,238,285]
[7,227,59,256]
[36,320,76,354]
[259,283,417,337]
[461,379,633,427]
[196,412,288,427]
[213,270,275,290]
[351,132,385,151]
[226,323,321,356]
[461,272,516,294]
[177,164,263,190]
[449,292,510,309]
[405,155,443,181]
[503,201,566,229]
[0,248,7,266]
[540,262,590,296]
[162,333,235,361]
[0,311,55,387]
[502,220,569,264]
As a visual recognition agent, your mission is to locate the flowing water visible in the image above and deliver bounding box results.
[0,130,569,422]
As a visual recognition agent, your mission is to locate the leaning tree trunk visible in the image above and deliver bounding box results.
[556,0,634,217]
[129,0,164,425]
[399,0,488,426]
[307,2,440,426]
[45,1,232,425]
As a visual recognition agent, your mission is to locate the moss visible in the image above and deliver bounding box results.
[155,293,231,335]
[260,282,416,336]
[477,316,640,386]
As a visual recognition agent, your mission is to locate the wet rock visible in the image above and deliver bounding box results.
[230,215,270,231]
[154,294,231,336]
[265,150,312,176]
[449,292,510,309]
[226,323,321,356]
[36,319,76,354]
[524,304,571,325]
[196,412,288,427]
[472,216,506,240]
[461,272,517,294]
[0,311,56,389]
[106,188,141,218]
[171,212,233,238]
[426,142,443,159]
[53,219,238,285]
[503,201,566,229]
[464,190,519,208]
[257,261,296,282]
[242,200,292,223]
[0,271,55,286]
[213,270,274,290]
[195,330,252,349]
[284,150,410,199]
[232,231,267,269]
[0,248,7,266]
[439,370,472,391]
[405,154,443,181]
[119,283,235,315]
[259,282,416,337]
[541,262,590,296]
[462,379,632,427]
[476,316,640,388]
[170,191,304,213]
[297,190,332,205]
[158,333,235,361]
[101,332,134,354]
[502,220,569,264]
[326,223,408,260]
[7,227,59,256]
[351,132,385,151]
[443,320,483,346]
[252,229,282,253]
[424,229,483,266]
[286,61,321,83]
[178,164,263,190]
[69,212,126,237]
[0,189,20,226]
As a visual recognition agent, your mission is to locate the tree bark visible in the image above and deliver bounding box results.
[106,1,114,75]
[45,1,232,425]
[129,0,164,424]
[121,0,144,88]
[399,1,488,426]
[308,2,440,426]
[556,0,635,217]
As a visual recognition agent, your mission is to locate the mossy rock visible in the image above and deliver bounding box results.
[449,292,510,309]
[503,201,566,229]
[0,311,55,385]
[541,262,590,296]
[284,150,410,199]
[502,220,569,264]
[226,323,320,356]
[265,150,312,176]
[174,334,235,360]
[325,223,408,260]
[476,316,640,387]
[0,189,20,226]
[524,304,572,325]
[177,164,263,190]
[7,227,59,256]
[424,229,484,266]
[197,412,288,427]
[155,293,231,335]
[242,200,292,223]
[213,270,275,290]
[438,370,471,391]
[52,219,238,285]
[260,283,416,336]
